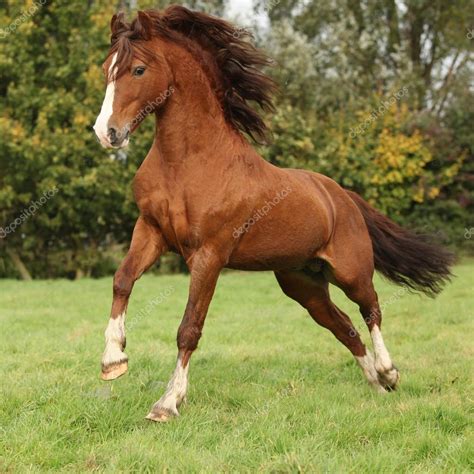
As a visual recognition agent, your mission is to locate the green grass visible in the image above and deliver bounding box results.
[0,262,473,473]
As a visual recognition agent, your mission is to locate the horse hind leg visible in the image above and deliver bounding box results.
[352,282,400,391]
[274,270,387,393]
[328,265,400,391]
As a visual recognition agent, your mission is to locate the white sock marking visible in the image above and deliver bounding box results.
[355,352,386,393]
[102,311,127,367]
[153,357,189,416]
[371,325,393,372]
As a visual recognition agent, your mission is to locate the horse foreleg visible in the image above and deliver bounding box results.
[146,248,222,422]
[101,217,165,381]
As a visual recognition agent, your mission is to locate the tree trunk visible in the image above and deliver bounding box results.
[6,248,32,281]
[75,268,85,280]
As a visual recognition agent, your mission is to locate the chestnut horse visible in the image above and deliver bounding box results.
[93,6,453,422]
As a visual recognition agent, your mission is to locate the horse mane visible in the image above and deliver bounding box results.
[108,5,277,143]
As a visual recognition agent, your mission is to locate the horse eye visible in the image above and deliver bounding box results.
[133,66,146,76]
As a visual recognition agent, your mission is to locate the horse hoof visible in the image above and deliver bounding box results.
[145,407,177,423]
[101,360,128,381]
[377,365,400,391]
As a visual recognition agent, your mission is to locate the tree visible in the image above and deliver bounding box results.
[257,0,473,248]
[0,0,135,278]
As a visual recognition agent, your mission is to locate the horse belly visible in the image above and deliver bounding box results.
[227,205,330,271]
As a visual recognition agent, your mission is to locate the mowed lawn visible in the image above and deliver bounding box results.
[0,262,473,473]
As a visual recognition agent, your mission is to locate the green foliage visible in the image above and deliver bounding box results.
[0,0,137,278]
[0,0,472,279]
[0,0,225,279]
[261,104,315,168]
[260,0,473,251]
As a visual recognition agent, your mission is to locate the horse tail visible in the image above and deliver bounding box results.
[346,190,454,296]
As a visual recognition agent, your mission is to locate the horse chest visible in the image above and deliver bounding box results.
[139,193,193,250]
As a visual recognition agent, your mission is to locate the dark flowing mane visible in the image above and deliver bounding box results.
[109,5,277,142]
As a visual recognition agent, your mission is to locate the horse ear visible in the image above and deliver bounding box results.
[136,11,154,39]
[110,11,126,35]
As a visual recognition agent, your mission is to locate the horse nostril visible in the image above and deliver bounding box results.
[108,127,117,144]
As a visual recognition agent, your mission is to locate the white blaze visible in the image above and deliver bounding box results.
[93,53,118,148]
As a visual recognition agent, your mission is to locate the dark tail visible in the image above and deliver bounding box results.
[346,191,455,296]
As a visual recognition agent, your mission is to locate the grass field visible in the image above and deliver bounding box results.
[0,261,473,472]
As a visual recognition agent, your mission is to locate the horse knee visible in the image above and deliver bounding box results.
[177,323,201,352]
[113,270,134,298]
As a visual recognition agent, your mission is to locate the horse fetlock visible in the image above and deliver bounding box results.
[146,390,186,422]
[356,352,387,393]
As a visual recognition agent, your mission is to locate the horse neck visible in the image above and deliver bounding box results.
[153,43,245,170]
